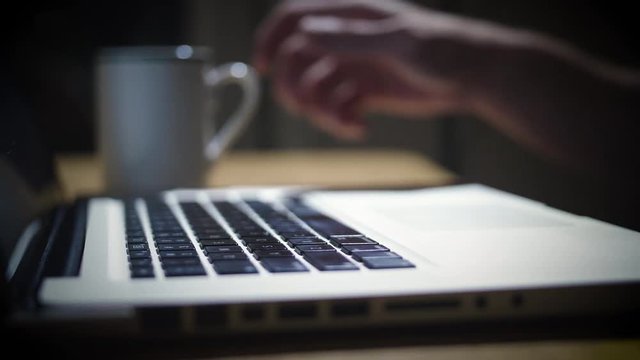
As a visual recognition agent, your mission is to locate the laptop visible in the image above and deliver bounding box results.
[3,113,640,348]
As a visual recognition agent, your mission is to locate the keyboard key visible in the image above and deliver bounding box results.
[305,219,360,237]
[159,250,198,258]
[153,231,187,238]
[128,250,151,259]
[126,236,148,244]
[352,251,401,262]
[241,236,280,244]
[362,257,415,269]
[157,243,194,251]
[164,265,206,277]
[295,244,335,254]
[199,239,238,247]
[195,233,234,241]
[279,231,315,239]
[130,258,153,267]
[161,258,202,267]
[126,230,146,238]
[341,244,389,255]
[127,243,148,251]
[235,230,270,237]
[304,252,358,271]
[245,243,287,252]
[330,236,377,247]
[204,245,243,254]
[130,266,155,278]
[211,260,258,275]
[208,253,248,261]
[194,228,230,235]
[261,258,309,273]
[253,250,295,260]
[155,237,190,244]
[287,238,326,246]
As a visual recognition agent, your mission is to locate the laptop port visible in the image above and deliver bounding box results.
[385,298,460,313]
[137,306,181,332]
[194,305,228,329]
[511,293,524,308]
[241,305,266,321]
[331,301,369,318]
[278,303,317,320]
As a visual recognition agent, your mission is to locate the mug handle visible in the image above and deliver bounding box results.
[203,62,260,161]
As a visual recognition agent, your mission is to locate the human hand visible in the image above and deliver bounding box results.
[253,0,475,140]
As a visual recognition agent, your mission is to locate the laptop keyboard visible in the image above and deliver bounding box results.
[123,198,415,278]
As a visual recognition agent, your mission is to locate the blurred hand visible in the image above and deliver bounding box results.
[253,0,640,174]
[253,0,474,140]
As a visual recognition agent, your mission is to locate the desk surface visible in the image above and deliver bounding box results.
[54,149,639,360]
[54,148,456,199]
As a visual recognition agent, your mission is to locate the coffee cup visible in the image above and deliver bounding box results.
[95,45,259,196]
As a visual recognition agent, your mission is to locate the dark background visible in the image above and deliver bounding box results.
[3,0,639,230]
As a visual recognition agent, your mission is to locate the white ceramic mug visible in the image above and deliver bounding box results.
[96,45,259,196]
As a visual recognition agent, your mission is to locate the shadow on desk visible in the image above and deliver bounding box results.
[5,311,640,360]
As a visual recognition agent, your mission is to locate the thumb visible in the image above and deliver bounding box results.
[299,16,407,56]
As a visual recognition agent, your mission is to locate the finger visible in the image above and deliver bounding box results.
[307,78,367,141]
[298,56,343,110]
[271,34,322,115]
[299,15,408,57]
[253,0,391,74]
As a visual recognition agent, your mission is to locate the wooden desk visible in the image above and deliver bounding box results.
[54,148,456,199]
[53,149,639,360]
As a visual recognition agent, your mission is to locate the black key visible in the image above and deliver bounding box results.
[128,250,151,259]
[279,231,315,239]
[161,258,202,267]
[352,251,401,262]
[130,266,155,278]
[153,231,186,238]
[342,244,389,255]
[235,230,270,238]
[127,243,148,251]
[199,239,238,247]
[241,236,280,244]
[272,226,307,234]
[208,253,248,261]
[295,244,335,254]
[253,250,294,260]
[304,252,358,271]
[189,223,224,231]
[330,236,377,247]
[194,228,230,235]
[246,243,286,252]
[157,243,194,251]
[155,237,190,244]
[129,258,152,267]
[195,233,234,241]
[305,219,360,236]
[204,245,243,254]
[287,238,326,246]
[261,258,308,273]
[126,230,146,238]
[159,250,198,258]
[211,260,258,275]
[164,265,206,276]
[126,236,147,244]
[286,204,323,218]
[362,257,415,269]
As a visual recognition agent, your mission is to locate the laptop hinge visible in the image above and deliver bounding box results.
[7,205,66,310]
[43,198,88,277]
[7,198,88,310]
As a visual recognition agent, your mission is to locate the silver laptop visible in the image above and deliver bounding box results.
[3,122,640,337]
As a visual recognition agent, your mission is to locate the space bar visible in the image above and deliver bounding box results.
[303,251,358,271]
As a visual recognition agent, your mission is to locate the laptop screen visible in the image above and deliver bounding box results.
[0,70,63,271]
